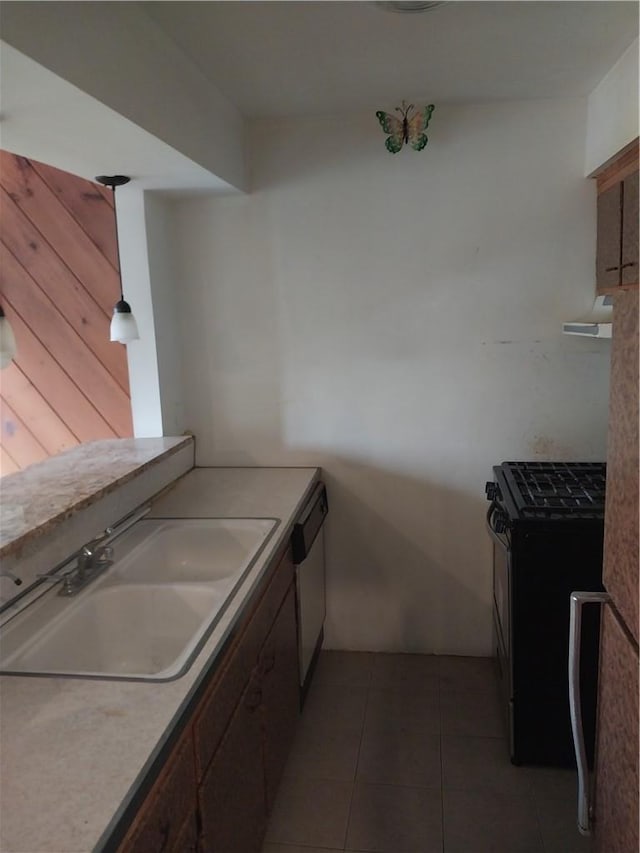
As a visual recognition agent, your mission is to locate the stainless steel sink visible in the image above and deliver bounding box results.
[0,517,278,681]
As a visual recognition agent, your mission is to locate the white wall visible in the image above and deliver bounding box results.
[115,190,187,438]
[172,99,609,655]
[144,193,187,436]
[0,3,247,190]
[585,38,639,175]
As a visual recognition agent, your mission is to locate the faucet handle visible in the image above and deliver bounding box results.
[81,528,114,557]
[36,571,76,595]
[0,570,22,586]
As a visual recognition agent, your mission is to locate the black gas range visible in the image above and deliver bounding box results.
[485,461,606,767]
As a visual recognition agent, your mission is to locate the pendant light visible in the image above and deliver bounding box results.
[95,174,140,343]
[0,305,17,369]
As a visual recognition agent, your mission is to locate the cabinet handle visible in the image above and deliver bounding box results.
[245,687,262,712]
[262,651,276,674]
[604,266,620,272]
[621,262,637,269]
[568,591,611,837]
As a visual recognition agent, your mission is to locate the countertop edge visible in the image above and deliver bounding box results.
[0,437,194,561]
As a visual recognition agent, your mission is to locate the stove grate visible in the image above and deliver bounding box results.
[502,461,606,518]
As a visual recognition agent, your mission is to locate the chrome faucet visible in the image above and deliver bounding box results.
[0,570,22,586]
[64,532,114,595]
[37,530,115,596]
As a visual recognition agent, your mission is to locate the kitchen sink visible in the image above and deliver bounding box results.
[110,518,277,584]
[0,517,278,680]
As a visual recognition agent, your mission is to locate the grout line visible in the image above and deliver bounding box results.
[340,676,370,851]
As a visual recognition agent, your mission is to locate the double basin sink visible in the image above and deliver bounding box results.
[0,517,278,681]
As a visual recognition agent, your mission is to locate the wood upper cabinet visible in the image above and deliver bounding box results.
[621,171,639,287]
[595,140,639,294]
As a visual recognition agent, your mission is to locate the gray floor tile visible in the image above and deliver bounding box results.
[284,722,361,781]
[371,652,440,689]
[346,782,443,852]
[438,655,498,692]
[365,685,440,734]
[314,650,375,687]
[442,735,532,796]
[357,727,441,787]
[302,682,369,733]
[524,766,579,802]
[265,776,352,848]
[440,688,505,738]
[534,794,592,853]
[443,789,544,853]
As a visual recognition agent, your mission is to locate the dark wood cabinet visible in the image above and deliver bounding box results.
[595,140,639,294]
[261,585,299,813]
[116,546,300,853]
[118,734,197,853]
[199,670,267,853]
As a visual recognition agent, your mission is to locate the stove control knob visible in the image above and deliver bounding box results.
[485,481,501,502]
[493,513,507,534]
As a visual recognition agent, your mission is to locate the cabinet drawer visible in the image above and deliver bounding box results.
[118,733,196,853]
[193,546,295,780]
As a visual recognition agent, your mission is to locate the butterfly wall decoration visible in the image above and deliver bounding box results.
[376,101,435,154]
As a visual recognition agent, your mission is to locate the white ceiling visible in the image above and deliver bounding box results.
[141,1,638,118]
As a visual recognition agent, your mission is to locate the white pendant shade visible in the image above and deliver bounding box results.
[0,312,17,368]
[110,309,139,343]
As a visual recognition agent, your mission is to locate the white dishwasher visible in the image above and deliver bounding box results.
[291,482,328,699]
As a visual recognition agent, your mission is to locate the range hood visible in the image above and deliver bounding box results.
[563,295,613,339]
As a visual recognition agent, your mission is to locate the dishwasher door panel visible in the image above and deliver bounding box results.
[295,531,325,686]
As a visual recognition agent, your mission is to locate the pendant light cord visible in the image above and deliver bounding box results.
[111,185,124,302]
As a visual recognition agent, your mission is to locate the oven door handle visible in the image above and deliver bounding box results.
[568,590,611,836]
[486,501,509,548]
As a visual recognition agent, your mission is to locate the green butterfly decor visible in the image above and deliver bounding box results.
[376,101,435,154]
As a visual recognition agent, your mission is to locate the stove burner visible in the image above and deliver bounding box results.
[501,461,606,519]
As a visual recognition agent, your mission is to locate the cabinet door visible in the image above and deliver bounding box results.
[118,734,197,853]
[596,182,622,292]
[621,171,639,287]
[199,671,267,853]
[261,584,300,813]
[593,604,639,853]
[194,546,295,781]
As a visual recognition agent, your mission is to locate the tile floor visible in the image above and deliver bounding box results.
[263,651,592,853]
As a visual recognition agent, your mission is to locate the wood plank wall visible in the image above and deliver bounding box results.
[0,151,133,476]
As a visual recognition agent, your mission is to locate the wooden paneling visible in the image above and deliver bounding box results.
[0,151,132,475]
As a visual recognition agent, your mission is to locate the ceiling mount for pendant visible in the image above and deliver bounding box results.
[95,175,131,190]
[95,174,140,344]
[376,1,447,12]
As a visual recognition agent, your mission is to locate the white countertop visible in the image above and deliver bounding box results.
[0,466,319,853]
